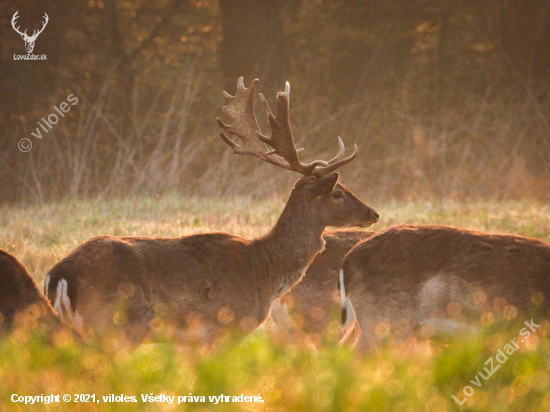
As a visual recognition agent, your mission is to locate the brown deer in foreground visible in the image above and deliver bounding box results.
[0,249,70,339]
[45,78,379,347]
[271,229,375,340]
[339,224,550,350]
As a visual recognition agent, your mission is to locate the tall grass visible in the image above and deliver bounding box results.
[2,197,550,411]
[1,322,548,412]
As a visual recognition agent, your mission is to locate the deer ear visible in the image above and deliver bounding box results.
[309,173,339,197]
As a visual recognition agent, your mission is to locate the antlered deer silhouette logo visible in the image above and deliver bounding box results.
[11,11,49,54]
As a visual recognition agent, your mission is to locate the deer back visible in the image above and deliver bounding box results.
[341,224,550,348]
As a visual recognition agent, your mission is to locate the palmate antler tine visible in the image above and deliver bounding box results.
[216,77,263,153]
[216,77,295,171]
[257,82,328,175]
[218,77,358,176]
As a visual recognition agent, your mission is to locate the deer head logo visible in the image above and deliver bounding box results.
[11,11,49,54]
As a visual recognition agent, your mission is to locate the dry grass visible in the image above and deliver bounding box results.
[2,197,550,411]
[3,195,550,285]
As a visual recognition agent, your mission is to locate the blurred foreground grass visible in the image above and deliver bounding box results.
[1,196,550,411]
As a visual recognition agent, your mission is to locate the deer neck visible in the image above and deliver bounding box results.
[255,201,326,300]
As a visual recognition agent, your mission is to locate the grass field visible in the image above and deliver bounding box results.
[1,196,550,411]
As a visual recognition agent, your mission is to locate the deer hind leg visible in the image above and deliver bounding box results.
[56,241,154,348]
[65,281,153,349]
[110,250,154,348]
[119,285,154,348]
[350,286,420,352]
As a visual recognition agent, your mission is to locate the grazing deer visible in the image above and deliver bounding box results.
[339,224,550,350]
[0,249,68,338]
[271,229,375,339]
[45,77,379,347]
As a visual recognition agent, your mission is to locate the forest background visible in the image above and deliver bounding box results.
[1,0,550,204]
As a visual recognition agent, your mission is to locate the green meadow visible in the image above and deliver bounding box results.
[1,197,550,411]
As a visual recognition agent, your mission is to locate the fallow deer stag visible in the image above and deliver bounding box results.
[271,229,375,339]
[0,249,69,338]
[45,77,379,347]
[339,224,550,350]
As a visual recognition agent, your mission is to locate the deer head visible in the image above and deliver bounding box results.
[12,11,49,54]
[217,77,378,229]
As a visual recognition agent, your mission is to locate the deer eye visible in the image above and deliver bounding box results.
[332,191,344,199]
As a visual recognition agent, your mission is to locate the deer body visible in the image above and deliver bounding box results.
[46,178,376,346]
[272,229,375,337]
[340,225,550,350]
[45,78,378,346]
[0,249,67,338]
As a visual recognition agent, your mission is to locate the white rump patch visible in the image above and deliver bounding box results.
[53,279,75,325]
[338,270,358,346]
[44,275,50,296]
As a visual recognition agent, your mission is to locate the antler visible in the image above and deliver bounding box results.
[11,11,26,37]
[310,136,358,177]
[29,13,49,40]
[217,77,357,176]
[217,77,295,171]
[11,11,48,40]
[256,82,328,174]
